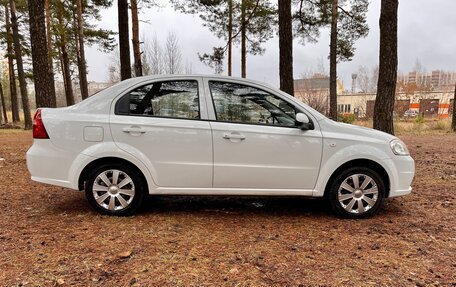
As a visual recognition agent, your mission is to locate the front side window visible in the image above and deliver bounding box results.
[209,81,297,127]
[116,80,199,119]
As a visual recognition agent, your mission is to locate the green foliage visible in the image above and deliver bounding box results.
[171,0,275,59]
[335,0,369,62]
[241,0,276,56]
[49,0,115,73]
[293,0,369,62]
[84,28,116,52]
[198,47,225,74]
[293,0,327,43]
[415,114,424,124]
[0,0,32,69]
[338,113,356,123]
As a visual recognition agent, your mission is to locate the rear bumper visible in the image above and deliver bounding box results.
[26,139,92,190]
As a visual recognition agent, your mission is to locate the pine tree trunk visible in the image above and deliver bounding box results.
[278,0,294,96]
[58,46,66,103]
[329,0,338,120]
[61,44,74,106]
[45,0,53,70]
[131,0,142,77]
[10,0,32,129]
[118,0,131,80]
[227,0,233,76]
[241,0,246,78]
[373,0,398,135]
[57,10,74,106]
[0,81,7,123]
[29,0,57,108]
[452,82,456,132]
[73,11,82,96]
[4,4,19,123]
[76,0,89,99]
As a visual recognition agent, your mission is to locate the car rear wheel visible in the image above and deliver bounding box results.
[328,167,385,218]
[85,164,145,216]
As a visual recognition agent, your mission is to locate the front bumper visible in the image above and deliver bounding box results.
[383,155,415,198]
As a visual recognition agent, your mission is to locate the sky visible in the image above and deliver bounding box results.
[85,0,456,90]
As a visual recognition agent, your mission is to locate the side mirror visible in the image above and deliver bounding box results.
[295,113,314,130]
[296,113,309,124]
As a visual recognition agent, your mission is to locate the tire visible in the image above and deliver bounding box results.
[85,163,146,216]
[328,167,385,219]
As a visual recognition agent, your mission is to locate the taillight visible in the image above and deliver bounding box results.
[33,109,49,139]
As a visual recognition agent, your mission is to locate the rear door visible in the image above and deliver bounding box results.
[110,77,213,188]
[205,79,323,190]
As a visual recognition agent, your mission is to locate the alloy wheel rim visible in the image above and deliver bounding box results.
[337,174,379,214]
[92,169,135,211]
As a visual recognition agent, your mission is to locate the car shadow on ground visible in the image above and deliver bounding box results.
[51,191,403,219]
[142,195,331,217]
[51,191,333,218]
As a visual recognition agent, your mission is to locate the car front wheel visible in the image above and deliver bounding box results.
[328,167,385,218]
[85,164,145,216]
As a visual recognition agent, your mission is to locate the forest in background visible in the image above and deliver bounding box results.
[0,0,455,133]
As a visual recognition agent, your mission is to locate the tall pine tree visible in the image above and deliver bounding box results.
[28,0,57,108]
[373,0,398,134]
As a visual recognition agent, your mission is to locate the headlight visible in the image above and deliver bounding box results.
[390,139,409,156]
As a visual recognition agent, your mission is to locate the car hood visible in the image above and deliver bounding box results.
[319,119,397,144]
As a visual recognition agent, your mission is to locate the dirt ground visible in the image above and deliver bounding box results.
[0,130,455,287]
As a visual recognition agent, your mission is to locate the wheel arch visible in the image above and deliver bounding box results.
[78,157,149,194]
[323,159,390,198]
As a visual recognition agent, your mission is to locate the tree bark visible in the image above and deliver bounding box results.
[57,9,74,106]
[76,0,89,100]
[131,0,142,77]
[118,0,132,80]
[452,82,456,132]
[29,0,57,108]
[4,4,19,123]
[278,0,294,96]
[329,0,338,120]
[227,0,233,76]
[61,44,74,106]
[241,0,246,78]
[45,0,53,69]
[10,0,32,129]
[0,81,7,123]
[373,0,398,135]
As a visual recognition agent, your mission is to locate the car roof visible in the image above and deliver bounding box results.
[120,74,278,91]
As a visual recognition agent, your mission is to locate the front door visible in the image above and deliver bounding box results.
[207,80,323,190]
[110,78,213,188]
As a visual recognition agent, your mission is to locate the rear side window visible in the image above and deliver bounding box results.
[116,80,199,119]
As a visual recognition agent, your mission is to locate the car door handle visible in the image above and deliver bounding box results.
[122,127,146,134]
[223,132,246,140]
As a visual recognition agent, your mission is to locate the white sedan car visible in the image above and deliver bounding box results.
[27,75,414,218]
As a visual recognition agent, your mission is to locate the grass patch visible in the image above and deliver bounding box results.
[0,128,29,134]
[354,118,454,135]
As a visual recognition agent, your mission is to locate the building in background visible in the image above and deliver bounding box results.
[337,91,453,119]
[397,70,456,92]
[294,75,345,115]
[297,70,455,119]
